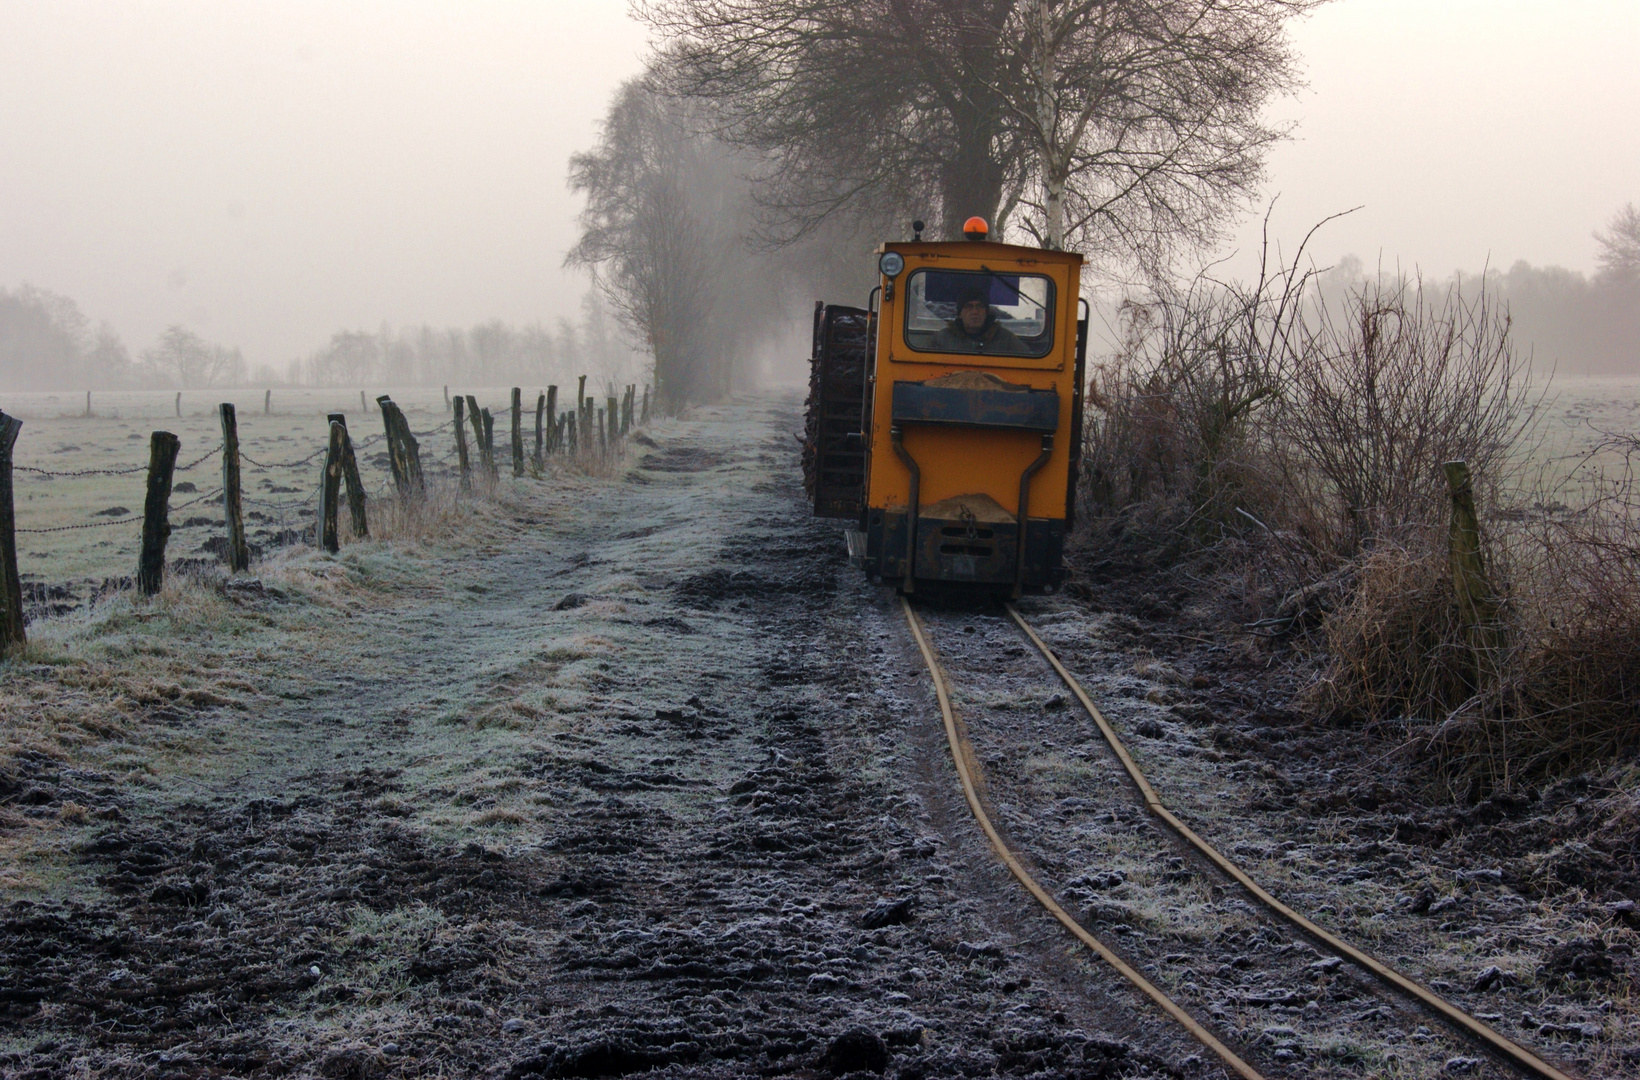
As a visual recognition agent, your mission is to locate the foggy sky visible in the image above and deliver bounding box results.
[1,1,1636,370]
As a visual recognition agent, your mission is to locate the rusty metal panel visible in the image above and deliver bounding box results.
[891,381,1059,432]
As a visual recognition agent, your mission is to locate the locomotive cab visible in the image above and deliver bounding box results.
[804,228,1086,597]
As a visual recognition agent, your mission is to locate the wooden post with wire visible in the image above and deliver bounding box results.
[137,431,181,597]
[566,413,577,456]
[319,421,344,553]
[481,409,497,478]
[533,392,546,469]
[510,387,525,476]
[219,403,250,573]
[453,395,472,489]
[376,396,424,497]
[464,395,490,478]
[0,410,25,650]
[376,395,407,493]
[577,374,587,417]
[641,385,650,424]
[606,396,618,445]
[328,412,368,538]
[545,386,559,453]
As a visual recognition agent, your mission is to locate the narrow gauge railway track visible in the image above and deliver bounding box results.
[900,598,1575,1080]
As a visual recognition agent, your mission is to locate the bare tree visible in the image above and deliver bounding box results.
[643,0,1019,242]
[1594,202,1640,285]
[1005,0,1316,258]
[567,74,766,410]
[646,0,1316,261]
[141,325,245,388]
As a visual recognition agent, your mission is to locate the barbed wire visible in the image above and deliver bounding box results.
[240,446,328,470]
[243,489,318,511]
[16,516,136,535]
[15,486,224,533]
[15,443,222,480]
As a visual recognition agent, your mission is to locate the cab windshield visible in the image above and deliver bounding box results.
[903,269,1054,358]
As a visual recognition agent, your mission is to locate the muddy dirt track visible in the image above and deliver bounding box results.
[1,397,1632,1079]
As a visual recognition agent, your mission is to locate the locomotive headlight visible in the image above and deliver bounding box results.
[878,252,905,278]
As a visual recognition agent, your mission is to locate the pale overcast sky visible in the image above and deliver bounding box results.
[0,1,1635,367]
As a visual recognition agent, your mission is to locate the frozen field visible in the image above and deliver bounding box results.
[2,386,548,589]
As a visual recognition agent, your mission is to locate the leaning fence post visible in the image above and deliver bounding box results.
[174,392,182,418]
[481,409,497,478]
[137,431,182,597]
[319,421,344,553]
[545,386,559,453]
[641,385,650,424]
[510,387,525,477]
[360,390,367,413]
[464,395,489,478]
[453,395,472,490]
[328,412,368,537]
[219,403,250,573]
[0,410,25,650]
[376,395,407,493]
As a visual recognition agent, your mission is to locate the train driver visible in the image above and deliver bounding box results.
[931,287,1031,356]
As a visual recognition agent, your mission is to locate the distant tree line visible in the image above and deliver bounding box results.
[0,284,643,392]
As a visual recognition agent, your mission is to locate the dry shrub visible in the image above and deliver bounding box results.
[1076,239,1640,791]
[1309,531,1474,725]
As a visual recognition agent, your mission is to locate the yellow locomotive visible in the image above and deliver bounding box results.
[804,218,1087,597]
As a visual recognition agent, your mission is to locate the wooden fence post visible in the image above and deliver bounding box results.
[174,392,182,418]
[360,390,367,413]
[319,421,344,553]
[566,413,577,456]
[606,396,618,445]
[376,396,424,496]
[641,385,650,424]
[481,409,497,478]
[219,403,250,573]
[264,389,271,415]
[510,387,525,477]
[453,395,472,489]
[534,392,546,469]
[137,431,182,597]
[377,395,407,493]
[443,385,451,410]
[0,411,25,650]
[464,395,489,478]
[85,391,92,418]
[328,412,369,537]
[597,408,607,455]
[545,386,559,453]
[577,375,587,416]
[1444,460,1503,678]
